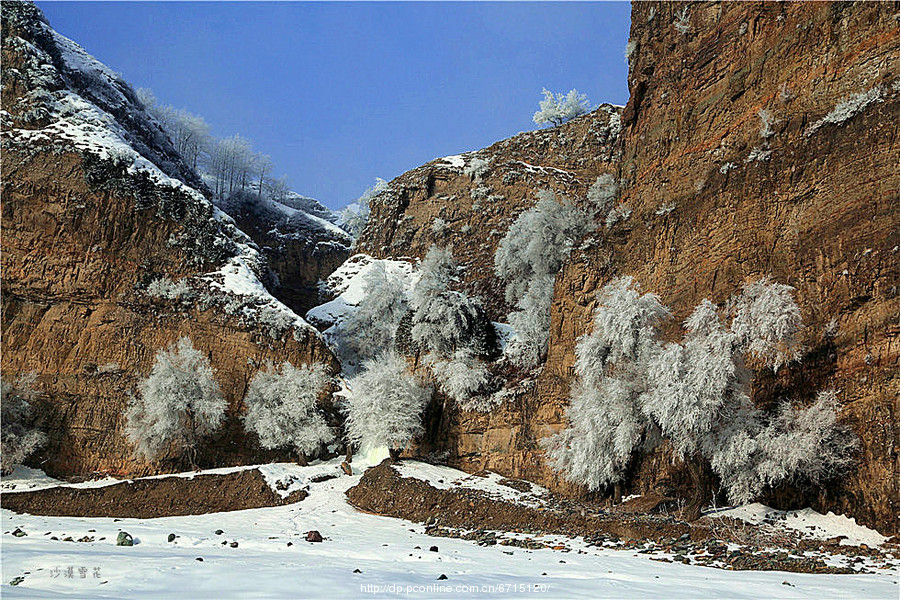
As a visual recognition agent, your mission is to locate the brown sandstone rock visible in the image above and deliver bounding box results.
[360,1,899,535]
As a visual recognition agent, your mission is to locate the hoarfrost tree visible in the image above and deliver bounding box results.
[339,178,389,240]
[1,375,47,475]
[533,88,591,127]
[545,277,854,517]
[543,277,669,497]
[728,277,803,370]
[126,337,226,465]
[494,190,592,366]
[427,350,494,412]
[138,88,211,172]
[339,262,408,364]
[343,351,432,460]
[242,362,332,464]
[409,246,496,359]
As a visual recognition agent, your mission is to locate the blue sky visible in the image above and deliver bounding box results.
[38,2,631,210]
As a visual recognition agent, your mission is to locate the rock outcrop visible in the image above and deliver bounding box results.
[358,1,899,534]
[217,191,352,315]
[1,2,339,478]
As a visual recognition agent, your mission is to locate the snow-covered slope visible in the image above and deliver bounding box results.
[3,459,897,598]
[1,1,315,338]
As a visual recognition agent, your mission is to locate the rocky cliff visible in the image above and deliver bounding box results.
[217,191,352,316]
[360,1,899,534]
[1,2,339,478]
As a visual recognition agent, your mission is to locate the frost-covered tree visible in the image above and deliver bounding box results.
[339,262,408,363]
[126,337,226,464]
[343,351,431,458]
[138,88,211,172]
[409,246,496,359]
[339,178,389,240]
[242,362,332,462]
[533,88,591,127]
[495,191,590,307]
[545,277,854,514]
[427,350,492,411]
[1,375,47,475]
[505,274,555,367]
[729,277,803,371]
[495,191,593,366]
[544,277,669,490]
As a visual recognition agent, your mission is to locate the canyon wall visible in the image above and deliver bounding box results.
[364,1,899,534]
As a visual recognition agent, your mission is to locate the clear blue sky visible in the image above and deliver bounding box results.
[37,1,632,210]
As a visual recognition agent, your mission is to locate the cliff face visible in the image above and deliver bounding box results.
[1,2,339,478]
[367,1,898,534]
[551,0,899,532]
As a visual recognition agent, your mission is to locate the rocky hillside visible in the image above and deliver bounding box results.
[358,1,899,535]
[1,2,339,477]
[357,105,622,318]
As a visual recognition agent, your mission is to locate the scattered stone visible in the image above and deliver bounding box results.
[287,542,293,547]
[116,532,133,546]
[782,581,794,587]
[63,537,74,542]
[11,528,26,538]
[215,529,224,535]
[311,473,338,484]
[230,542,239,548]
[77,536,94,543]
[168,533,176,542]
[437,574,448,580]
[306,530,323,543]
[353,569,362,573]
[9,576,25,586]
[195,557,203,562]
[429,546,439,552]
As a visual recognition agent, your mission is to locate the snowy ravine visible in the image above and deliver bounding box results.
[2,459,897,599]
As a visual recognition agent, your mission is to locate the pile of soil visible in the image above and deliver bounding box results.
[347,461,695,541]
[347,461,896,574]
[1,469,306,518]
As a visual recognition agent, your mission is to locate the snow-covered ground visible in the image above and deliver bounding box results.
[711,503,889,548]
[2,459,897,599]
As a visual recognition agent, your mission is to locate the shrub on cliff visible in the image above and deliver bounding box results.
[242,362,332,462]
[1,375,47,475]
[545,277,855,510]
[533,88,590,127]
[126,337,226,464]
[409,246,498,360]
[494,190,591,366]
[339,261,408,363]
[342,351,431,457]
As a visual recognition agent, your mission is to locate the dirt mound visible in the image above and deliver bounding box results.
[346,461,896,574]
[347,460,692,541]
[1,469,306,518]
